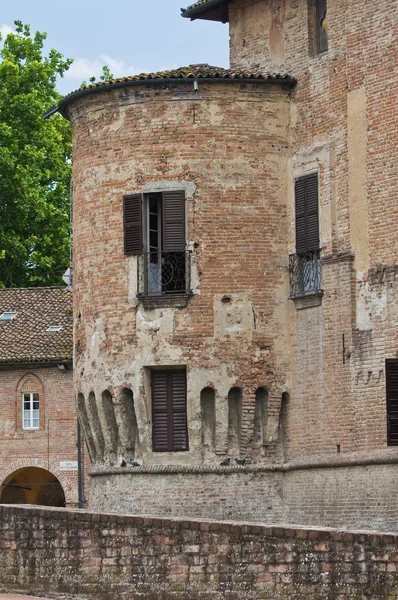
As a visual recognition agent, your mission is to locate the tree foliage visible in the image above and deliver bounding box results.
[0,21,73,288]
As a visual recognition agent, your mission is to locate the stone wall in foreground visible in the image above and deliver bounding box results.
[1,504,398,600]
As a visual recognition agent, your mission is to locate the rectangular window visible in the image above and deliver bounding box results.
[151,369,188,452]
[289,173,321,296]
[123,190,190,299]
[386,360,398,446]
[308,0,328,55]
[316,0,328,54]
[22,392,40,430]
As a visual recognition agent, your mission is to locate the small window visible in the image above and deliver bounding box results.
[308,0,328,55]
[386,360,398,446]
[316,0,328,53]
[289,173,321,296]
[47,324,62,332]
[123,191,190,300]
[22,392,40,430]
[151,369,188,452]
[0,312,17,321]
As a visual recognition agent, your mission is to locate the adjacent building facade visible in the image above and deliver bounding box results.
[57,0,398,529]
[0,287,86,508]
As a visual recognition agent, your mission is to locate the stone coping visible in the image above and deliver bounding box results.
[1,504,397,543]
[88,448,398,477]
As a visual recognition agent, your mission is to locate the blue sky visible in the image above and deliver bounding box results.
[0,0,229,95]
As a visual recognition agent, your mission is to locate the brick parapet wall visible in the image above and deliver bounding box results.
[1,504,398,599]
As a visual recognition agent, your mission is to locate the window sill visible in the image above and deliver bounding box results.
[290,290,324,310]
[138,293,192,310]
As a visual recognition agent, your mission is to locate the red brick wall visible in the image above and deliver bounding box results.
[68,82,293,469]
[0,365,89,506]
[229,0,398,459]
[1,504,398,599]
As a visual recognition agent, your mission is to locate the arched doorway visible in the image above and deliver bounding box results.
[0,467,66,507]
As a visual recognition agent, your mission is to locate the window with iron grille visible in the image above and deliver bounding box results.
[123,191,191,301]
[289,172,321,297]
[386,359,398,446]
[151,369,188,452]
[22,392,40,430]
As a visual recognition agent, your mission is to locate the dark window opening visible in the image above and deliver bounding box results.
[308,0,328,55]
[152,369,188,452]
[386,360,398,446]
[316,0,328,53]
[289,172,321,297]
[123,191,191,299]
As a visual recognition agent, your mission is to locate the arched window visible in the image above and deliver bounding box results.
[19,375,43,431]
[88,392,105,463]
[228,387,243,456]
[101,390,119,462]
[119,388,139,457]
[200,387,216,456]
[77,393,97,463]
[280,392,290,460]
[254,387,269,448]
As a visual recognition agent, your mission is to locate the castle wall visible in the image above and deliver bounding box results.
[229,0,398,460]
[1,504,398,600]
[68,81,293,470]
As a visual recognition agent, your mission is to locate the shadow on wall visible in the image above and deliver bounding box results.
[0,467,66,507]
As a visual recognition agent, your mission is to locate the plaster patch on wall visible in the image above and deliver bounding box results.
[357,280,388,331]
[108,110,125,133]
[214,295,254,339]
[348,88,369,273]
[91,318,106,351]
[136,308,174,335]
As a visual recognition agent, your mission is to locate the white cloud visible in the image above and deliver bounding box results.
[0,24,15,39]
[64,54,141,81]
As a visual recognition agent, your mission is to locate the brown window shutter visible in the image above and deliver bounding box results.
[162,191,186,252]
[316,0,328,53]
[152,369,188,452]
[295,178,306,253]
[152,371,170,452]
[295,173,319,252]
[123,194,143,255]
[171,370,189,451]
[386,360,398,445]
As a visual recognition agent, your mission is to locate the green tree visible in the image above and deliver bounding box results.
[0,21,73,288]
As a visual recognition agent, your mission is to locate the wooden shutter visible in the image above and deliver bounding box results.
[162,191,186,252]
[152,369,188,452]
[171,371,189,451]
[316,0,328,53]
[295,173,319,253]
[123,194,142,255]
[386,360,398,445]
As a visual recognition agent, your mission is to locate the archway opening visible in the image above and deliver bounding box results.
[0,467,66,507]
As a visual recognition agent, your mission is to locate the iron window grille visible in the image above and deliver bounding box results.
[289,249,322,297]
[137,250,192,297]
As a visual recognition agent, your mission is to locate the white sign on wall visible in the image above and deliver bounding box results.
[60,461,78,471]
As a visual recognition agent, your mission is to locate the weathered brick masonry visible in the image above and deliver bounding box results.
[1,504,398,600]
[55,0,398,528]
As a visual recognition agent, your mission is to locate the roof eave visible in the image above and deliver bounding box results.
[182,0,230,22]
[0,359,73,369]
[57,76,296,120]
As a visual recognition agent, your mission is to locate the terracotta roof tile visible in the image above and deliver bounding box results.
[0,288,73,364]
[57,65,295,116]
[181,0,229,18]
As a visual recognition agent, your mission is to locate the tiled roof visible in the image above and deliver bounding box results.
[56,65,295,117]
[181,0,230,19]
[0,288,73,364]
